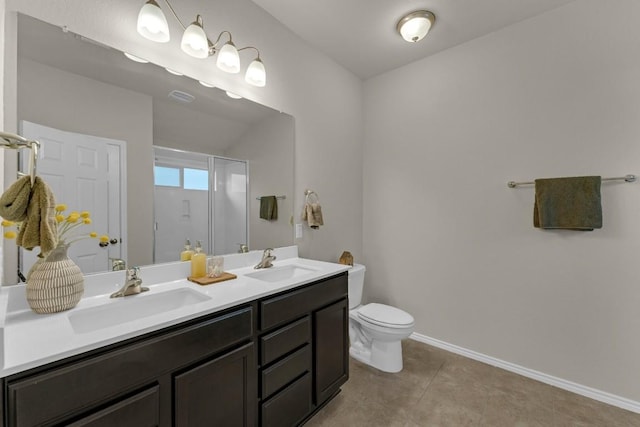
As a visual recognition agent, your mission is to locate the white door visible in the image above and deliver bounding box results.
[20,121,126,275]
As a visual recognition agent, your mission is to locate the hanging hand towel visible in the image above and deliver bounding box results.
[534,176,602,230]
[302,202,324,229]
[0,175,32,222]
[17,176,58,254]
[259,196,278,221]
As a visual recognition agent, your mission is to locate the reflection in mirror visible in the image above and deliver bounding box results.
[2,14,294,284]
[153,147,249,261]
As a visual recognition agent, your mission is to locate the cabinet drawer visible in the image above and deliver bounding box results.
[260,316,310,365]
[67,385,159,427]
[7,306,252,427]
[260,273,347,330]
[261,372,312,427]
[261,344,310,399]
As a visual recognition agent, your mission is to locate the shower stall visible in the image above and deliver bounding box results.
[153,147,248,263]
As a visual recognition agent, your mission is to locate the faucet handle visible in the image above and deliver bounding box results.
[127,266,141,281]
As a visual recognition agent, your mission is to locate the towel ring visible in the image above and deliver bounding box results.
[304,189,320,204]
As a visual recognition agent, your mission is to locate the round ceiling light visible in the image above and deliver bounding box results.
[396,10,436,43]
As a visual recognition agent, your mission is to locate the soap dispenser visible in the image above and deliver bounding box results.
[191,240,207,278]
[180,239,194,261]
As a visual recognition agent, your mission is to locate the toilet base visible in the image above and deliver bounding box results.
[349,339,403,373]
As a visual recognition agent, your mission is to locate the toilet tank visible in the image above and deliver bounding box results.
[347,263,366,309]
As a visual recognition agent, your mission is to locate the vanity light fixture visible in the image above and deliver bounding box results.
[136,0,267,87]
[396,10,436,43]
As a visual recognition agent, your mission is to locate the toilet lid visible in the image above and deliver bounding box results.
[357,303,414,328]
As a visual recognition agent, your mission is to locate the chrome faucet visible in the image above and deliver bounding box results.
[110,267,149,298]
[254,248,276,269]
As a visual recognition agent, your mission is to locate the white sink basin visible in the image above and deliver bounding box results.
[68,288,210,334]
[245,264,318,283]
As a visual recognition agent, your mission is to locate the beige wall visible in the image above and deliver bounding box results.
[4,0,364,265]
[226,113,295,251]
[363,0,640,402]
[17,59,154,269]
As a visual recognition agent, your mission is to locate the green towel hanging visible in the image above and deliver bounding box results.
[534,176,602,230]
[259,196,278,221]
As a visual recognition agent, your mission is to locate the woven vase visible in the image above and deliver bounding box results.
[26,243,84,314]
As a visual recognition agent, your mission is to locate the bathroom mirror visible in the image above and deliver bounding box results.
[2,14,294,284]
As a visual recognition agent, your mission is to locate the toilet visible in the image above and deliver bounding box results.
[348,264,415,373]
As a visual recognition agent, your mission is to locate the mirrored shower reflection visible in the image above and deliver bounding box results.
[153,147,248,263]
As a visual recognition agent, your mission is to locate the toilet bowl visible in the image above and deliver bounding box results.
[348,264,415,373]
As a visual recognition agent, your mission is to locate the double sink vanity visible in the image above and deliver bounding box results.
[0,246,350,426]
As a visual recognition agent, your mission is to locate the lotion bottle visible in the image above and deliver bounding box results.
[191,240,207,278]
[180,239,194,261]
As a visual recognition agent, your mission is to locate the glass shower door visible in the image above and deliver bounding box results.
[211,157,248,255]
[153,147,210,263]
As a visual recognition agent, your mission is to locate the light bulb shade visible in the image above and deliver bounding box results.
[181,16,209,59]
[137,0,170,43]
[245,58,266,87]
[216,42,240,74]
[397,10,435,43]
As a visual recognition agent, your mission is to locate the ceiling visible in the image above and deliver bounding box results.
[252,0,577,79]
[17,15,280,153]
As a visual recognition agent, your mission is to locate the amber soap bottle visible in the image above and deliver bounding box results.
[190,240,207,278]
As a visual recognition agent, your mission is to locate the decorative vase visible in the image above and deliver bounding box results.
[26,243,84,314]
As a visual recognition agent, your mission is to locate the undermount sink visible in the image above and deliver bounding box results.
[68,288,211,334]
[245,264,317,283]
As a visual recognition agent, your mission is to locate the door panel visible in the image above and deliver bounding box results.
[19,121,126,275]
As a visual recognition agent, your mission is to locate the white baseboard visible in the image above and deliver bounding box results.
[410,332,640,414]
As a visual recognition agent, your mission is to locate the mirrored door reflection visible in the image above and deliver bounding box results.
[153,147,248,263]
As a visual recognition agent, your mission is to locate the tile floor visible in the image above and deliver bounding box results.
[305,340,640,427]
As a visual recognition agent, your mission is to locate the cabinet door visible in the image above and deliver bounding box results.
[314,298,349,405]
[174,343,256,427]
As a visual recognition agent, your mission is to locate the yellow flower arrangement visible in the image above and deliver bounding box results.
[2,204,109,248]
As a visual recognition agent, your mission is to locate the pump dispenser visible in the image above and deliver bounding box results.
[190,240,207,278]
[180,239,194,261]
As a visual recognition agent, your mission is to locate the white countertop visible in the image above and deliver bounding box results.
[0,246,350,378]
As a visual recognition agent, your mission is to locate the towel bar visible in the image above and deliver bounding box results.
[507,174,636,188]
[0,131,40,184]
[255,195,286,200]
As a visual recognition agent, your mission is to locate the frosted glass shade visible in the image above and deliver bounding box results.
[397,11,435,43]
[181,17,209,59]
[245,58,266,87]
[216,42,240,74]
[137,0,170,43]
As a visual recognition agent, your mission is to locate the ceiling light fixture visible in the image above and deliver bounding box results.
[396,10,436,43]
[198,80,215,88]
[136,0,267,87]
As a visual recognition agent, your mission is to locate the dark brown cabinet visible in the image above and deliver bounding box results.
[258,273,349,426]
[175,342,256,427]
[3,306,254,427]
[314,298,349,405]
[1,271,348,427]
